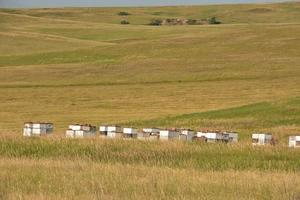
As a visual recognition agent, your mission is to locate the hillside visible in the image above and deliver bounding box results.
[128,97,300,140]
[0,2,300,199]
[0,2,300,136]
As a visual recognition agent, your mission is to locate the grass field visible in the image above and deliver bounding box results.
[0,2,300,199]
[0,139,300,199]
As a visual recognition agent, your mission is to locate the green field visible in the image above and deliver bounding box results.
[0,2,300,199]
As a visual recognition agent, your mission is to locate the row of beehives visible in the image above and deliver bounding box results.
[23,122,300,147]
[67,125,239,143]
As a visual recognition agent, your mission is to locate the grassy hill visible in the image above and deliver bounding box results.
[0,2,300,136]
[0,2,300,199]
[127,97,300,140]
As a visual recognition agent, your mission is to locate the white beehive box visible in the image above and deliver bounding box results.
[32,123,48,129]
[138,128,160,140]
[205,132,223,143]
[123,127,138,135]
[32,128,47,135]
[137,132,149,140]
[159,130,179,140]
[69,124,82,131]
[289,136,300,148]
[82,125,91,132]
[252,133,272,145]
[24,122,33,128]
[143,128,160,134]
[74,130,84,138]
[230,133,238,142]
[107,132,123,138]
[67,124,96,138]
[99,125,108,136]
[223,132,238,143]
[107,132,116,138]
[99,126,108,132]
[74,130,96,138]
[23,128,32,137]
[107,126,122,133]
[66,130,75,138]
[180,129,195,141]
[197,132,207,138]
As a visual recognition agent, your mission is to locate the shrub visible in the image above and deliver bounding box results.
[149,19,162,26]
[120,20,130,25]
[118,11,130,16]
[187,19,198,25]
[208,17,221,24]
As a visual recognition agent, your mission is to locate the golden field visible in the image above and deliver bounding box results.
[0,2,300,199]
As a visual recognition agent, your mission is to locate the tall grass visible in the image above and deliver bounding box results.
[0,138,299,171]
[0,158,299,200]
[0,138,299,199]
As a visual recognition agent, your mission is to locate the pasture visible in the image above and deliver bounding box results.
[0,2,300,199]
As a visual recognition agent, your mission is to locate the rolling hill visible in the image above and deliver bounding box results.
[0,2,299,199]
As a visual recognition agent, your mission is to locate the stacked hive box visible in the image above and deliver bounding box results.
[196,131,208,142]
[205,132,223,143]
[289,136,300,148]
[123,127,138,138]
[106,125,123,138]
[159,129,179,141]
[66,124,96,138]
[99,125,108,137]
[252,133,273,145]
[179,129,195,141]
[23,122,53,137]
[195,131,238,143]
[138,128,160,140]
[222,132,238,143]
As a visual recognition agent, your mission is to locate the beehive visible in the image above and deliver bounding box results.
[23,122,53,137]
[252,133,273,145]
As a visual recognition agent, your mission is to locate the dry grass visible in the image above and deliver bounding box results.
[0,2,300,199]
[0,138,299,171]
[0,157,299,200]
[0,139,299,199]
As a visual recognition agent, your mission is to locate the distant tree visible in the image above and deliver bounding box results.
[148,19,162,26]
[118,11,130,16]
[120,19,130,25]
[208,17,221,24]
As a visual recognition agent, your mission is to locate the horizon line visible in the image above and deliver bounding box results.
[0,0,294,9]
